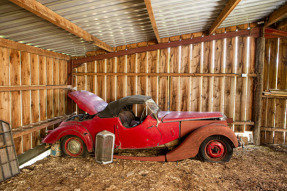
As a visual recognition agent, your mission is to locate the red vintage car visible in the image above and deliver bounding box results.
[43,91,239,163]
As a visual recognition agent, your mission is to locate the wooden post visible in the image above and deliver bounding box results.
[253,28,265,145]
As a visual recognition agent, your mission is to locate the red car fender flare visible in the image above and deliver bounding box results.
[166,124,238,162]
[42,125,94,152]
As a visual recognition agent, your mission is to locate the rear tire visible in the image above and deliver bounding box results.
[61,135,88,157]
[198,135,233,163]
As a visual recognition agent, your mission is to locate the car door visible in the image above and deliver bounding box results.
[115,115,161,149]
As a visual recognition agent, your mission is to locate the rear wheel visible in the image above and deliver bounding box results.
[198,135,233,163]
[61,135,88,157]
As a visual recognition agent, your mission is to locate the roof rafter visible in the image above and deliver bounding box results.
[265,3,287,27]
[9,0,114,52]
[144,0,161,43]
[208,0,241,35]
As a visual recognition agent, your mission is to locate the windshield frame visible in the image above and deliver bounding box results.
[145,99,160,120]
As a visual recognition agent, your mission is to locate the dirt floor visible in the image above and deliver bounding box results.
[1,145,287,191]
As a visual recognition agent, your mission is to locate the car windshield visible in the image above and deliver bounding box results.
[145,99,159,115]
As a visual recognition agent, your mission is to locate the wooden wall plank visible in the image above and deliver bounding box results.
[39,56,47,121]
[180,45,191,111]
[261,98,268,128]
[137,52,147,115]
[263,39,270,91]
[31,54,39,85]
[234,37,245,132]
[21,52,32,152]
[9,49,22,153]
[278,38,287,90]
[106,58,116,103]
[86,61,95,93]
[116,56,126,100]
[127,54,137,97]
[245,37,255,131]
[158,49,169,111]
[274,99,286,144]
[268,39,278,90]
[22,90,31,152]
[59,60,67,116]
[170,47,180,111]
[147,50,158,104]
[0,47,10,86]
[11,91,22,153]
[31,89,40,147]
[202,41,211,112]
[191,43,201,111]
[53,58,60,117]
[76,63,86,114]
[0,92,10,124]
[10,49,20,86]
[46,57,54,122]
[96,60,106,100]
[0,47,10,126]
[213,40,223,113]
[224,38,234,126]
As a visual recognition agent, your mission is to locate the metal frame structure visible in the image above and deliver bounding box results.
[0,120,20,182]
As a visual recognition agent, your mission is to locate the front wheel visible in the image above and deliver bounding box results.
[198,135,233,163]
[61,135,88,157]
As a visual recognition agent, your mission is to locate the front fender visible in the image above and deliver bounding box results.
[166,124,238,161]
[42,124,94,152]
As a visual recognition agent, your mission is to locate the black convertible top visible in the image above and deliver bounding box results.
[98,95,152,118]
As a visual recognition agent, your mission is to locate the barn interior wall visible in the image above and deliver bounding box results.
[0,38,70,155]
[261,37,287,145]
[73,36,256,134]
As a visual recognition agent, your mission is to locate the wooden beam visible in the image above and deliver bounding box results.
[0,85,73,92]
[0,38,70,60]
[263,90,287,97]
[253,29,265,146]
[265,3,287,27]
[144,0,161,43]
[208,0,241,35]
[265,27,287,38]
[261,127,287,132]
[12,116,68,138]
[8,0,113,52]
[72,27,260,67]
[233,121,254,126]
[73,72,257,77]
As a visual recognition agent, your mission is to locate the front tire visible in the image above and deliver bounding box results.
[61,135,88,157]
[198,135,233,163]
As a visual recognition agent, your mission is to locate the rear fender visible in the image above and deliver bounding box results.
[42,124,94,152]
[166,124,238,161]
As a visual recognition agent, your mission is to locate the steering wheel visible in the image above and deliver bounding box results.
[139,107,146,124]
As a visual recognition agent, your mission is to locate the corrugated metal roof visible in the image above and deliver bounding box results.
[1,0,286,56]
[0,0,98,56]
[150,0,229,38]
[38,0,156,47]
[220,0,287,28]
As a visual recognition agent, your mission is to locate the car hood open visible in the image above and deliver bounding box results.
[158,111,223,122]
[68,91,108,115]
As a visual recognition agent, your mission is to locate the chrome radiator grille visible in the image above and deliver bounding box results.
[95,131,115,164]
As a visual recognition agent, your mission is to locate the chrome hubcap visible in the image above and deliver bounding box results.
[67,140,81,154]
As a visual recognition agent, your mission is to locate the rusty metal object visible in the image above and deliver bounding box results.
[113,155,166,162]
[166,124,238,162]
